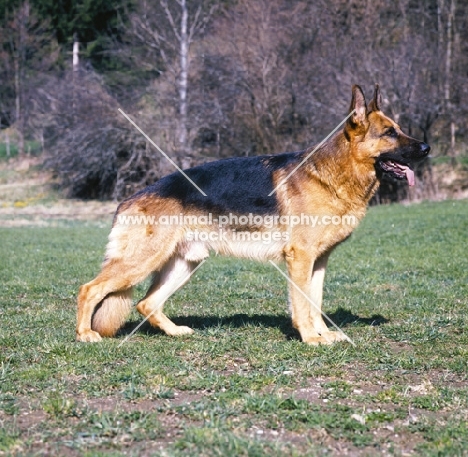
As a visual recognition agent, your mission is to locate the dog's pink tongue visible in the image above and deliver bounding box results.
[402,166,415,186]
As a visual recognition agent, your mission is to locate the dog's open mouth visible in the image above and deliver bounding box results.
[379,160,415,186]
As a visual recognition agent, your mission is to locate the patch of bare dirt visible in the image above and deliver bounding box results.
[0,199,116,227]
[0,156,117,227]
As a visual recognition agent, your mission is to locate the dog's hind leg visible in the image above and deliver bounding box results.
[77,260,148,342]
[77,220,182,342]
[77,255,180,342]
[136,256,200,336]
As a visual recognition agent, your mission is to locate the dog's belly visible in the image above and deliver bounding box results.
[210,238,286,261]
[178,234,286,262]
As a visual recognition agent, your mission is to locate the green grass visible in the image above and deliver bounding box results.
[0,142,18,159]
[0,140,42,159]
[1,200,468,455]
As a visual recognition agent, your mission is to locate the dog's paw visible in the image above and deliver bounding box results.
[166,325,194,337]
[304,331,349,345]
[320,330,349,343]
[76,330,102,342]
[304,336,333,345]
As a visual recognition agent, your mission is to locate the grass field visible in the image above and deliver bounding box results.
[0,141,42,160]
[0,200,467,456]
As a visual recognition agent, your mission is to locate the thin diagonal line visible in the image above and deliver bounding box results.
[118,260,207,347]
[118,108,207,196]
[268,110,356,196]
[268,260,355,346]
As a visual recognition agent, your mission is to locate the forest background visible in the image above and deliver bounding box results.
[0,0,466,202]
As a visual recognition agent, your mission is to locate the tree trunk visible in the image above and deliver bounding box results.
[14,56,24,156]
[5,132,11,157]
[445,0,456,162]
[73,34,79,71]
[437,0,444,77]
[178,0,189,159]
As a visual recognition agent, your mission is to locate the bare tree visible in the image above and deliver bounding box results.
[128,0,217,165]
[0,1,58,155]
[200,0,320,157]
[442,0,457,160]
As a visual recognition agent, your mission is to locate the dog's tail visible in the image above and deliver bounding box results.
[91,288,133,337]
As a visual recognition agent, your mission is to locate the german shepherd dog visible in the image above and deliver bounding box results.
[76,85,429,345]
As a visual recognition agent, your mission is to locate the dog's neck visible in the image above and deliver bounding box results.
[305,131,380,205]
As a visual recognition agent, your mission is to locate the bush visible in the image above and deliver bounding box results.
[45,70,163,200]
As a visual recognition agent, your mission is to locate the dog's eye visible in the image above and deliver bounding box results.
[384,127,397,137]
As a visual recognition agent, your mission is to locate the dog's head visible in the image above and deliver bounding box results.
[345,85,430,186]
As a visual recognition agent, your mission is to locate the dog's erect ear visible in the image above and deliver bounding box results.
[368,84,382,112]
[347,85,368,129]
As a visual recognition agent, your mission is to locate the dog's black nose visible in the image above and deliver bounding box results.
[420,143,430,155]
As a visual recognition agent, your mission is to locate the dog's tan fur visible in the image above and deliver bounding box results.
[76,85,428,345]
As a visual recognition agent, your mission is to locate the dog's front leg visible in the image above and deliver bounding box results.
[285,246,346,345]
[309,251,348,344]
[309,251,330,335]
[285,246,324,344]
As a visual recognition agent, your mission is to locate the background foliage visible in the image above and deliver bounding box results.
[0,0,466,200]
